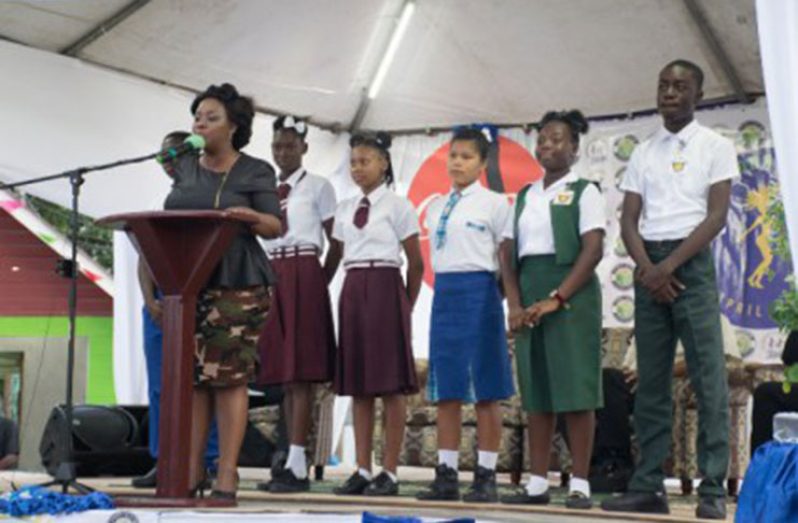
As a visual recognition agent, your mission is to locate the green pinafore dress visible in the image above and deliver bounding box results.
[512,179,603,413]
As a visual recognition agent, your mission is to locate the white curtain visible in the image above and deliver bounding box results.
[757,0,798,278]
[113,232,149,404]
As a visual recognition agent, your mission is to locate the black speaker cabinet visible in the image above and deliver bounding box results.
[39,405,155,477]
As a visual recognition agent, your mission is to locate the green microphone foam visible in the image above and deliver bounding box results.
[185,134,206,150]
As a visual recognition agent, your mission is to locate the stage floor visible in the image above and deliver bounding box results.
[0,467,735,522]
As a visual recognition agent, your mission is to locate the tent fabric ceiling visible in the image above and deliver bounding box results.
[0,0,129,52]
[0,0,762,132]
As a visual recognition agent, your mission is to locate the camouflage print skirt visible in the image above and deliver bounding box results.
[195,285,270,387]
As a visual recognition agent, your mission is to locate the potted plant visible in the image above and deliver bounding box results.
[765,194,798,390]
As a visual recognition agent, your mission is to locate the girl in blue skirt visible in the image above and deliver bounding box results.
[416,128,515,503]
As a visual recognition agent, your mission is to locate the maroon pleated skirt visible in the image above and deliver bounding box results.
[335,267,419,397]
[256,254,336,385]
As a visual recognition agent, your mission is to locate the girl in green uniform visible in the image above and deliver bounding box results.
[499,110,605,509]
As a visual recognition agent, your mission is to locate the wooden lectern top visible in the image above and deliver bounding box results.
[98,210,257,296]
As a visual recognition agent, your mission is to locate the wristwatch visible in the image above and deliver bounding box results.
[549,289,570,310]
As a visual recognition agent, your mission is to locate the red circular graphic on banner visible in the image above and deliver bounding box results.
[407,136,543,287]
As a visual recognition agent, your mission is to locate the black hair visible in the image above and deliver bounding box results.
[190,83,254,150]
[662,59,705,90]
[162,130,190,146]
[349,131,394,186]
[273,115,308,140]
[538,110,589,146]
[450,127,490,161]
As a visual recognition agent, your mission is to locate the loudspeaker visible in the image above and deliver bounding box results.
[40,405,155,477]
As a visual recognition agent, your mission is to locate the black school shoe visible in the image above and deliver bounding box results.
[462,466,498,503]
[333,471,371,495]
[267,469,310,493]
[601,491,670,514]
[131,466,157,488]
[416,464,460,501]
[364,471,399,496]
[500,488,550,505]
[565,491,593,509]
[696,496,726,520]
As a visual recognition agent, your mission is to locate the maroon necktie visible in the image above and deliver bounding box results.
[278,183,291,235]
[353,197,370,229]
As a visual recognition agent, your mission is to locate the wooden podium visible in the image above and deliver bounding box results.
[99,210,256,506]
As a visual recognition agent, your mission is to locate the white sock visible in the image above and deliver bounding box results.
[477,450,498,471]
[438,449,459,471]
[384,470,398,483]
[286,444,307,479]
[525,474,549,496]
[569,477,591,497]
[358,467,373,481]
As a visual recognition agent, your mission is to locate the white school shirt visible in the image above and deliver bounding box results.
[620,120,740,241]
[425,182,510,273]
[260,167,337,253]
[502,172,606,256]
[332,183,420,266]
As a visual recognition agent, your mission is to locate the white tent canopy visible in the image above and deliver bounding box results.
[2,1,797,457]
[0,0,762,133]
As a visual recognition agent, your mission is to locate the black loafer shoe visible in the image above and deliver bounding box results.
[131,466,157,488]
[333,471,371,495]
[565,491,593,509]
[267,469,310,493]
[696,496,726,519]
[416,464,460,501]
[364,471,399,496]
[462,466,498,503]
[500,488,550,505]
[601,491,669,514]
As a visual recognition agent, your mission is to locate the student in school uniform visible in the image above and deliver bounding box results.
[256,115,341,493]
[415,127,514,503]
[500,110,605,510]
[330,132,424,497]
[602,59,737,521]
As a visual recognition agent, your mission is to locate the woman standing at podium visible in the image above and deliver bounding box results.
[163,83,282,499]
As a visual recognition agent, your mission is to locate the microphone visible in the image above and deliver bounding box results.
[155,134,206,164]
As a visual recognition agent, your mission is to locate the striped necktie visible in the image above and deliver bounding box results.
[434,191,462,250]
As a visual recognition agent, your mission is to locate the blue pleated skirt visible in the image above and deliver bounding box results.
[428,271,515,403]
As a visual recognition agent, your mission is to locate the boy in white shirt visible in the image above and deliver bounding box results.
[602,59,738,521]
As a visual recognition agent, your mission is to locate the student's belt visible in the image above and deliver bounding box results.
[268,245,320,259]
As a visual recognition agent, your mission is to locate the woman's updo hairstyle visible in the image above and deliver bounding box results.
[191,83,255,150]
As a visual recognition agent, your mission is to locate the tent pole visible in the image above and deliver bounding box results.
[60,0,151,57]
[682,0,752,105]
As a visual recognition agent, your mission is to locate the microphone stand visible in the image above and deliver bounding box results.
[0,150,159,494]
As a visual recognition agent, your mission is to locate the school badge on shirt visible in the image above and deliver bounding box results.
[672,142,687,173]
[553,190,575,205]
